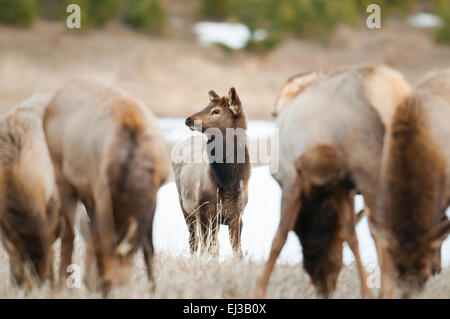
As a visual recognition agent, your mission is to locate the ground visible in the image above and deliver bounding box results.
[2,245,450,299]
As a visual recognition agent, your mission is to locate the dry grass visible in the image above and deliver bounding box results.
[1,235,450,299]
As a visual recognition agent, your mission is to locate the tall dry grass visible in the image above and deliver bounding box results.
[1,221,450,298]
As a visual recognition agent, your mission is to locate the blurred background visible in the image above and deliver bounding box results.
[0,0,449,120]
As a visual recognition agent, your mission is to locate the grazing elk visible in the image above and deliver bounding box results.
[374,69,450,298]
[0,94,60,289]
[254,64,411,298]
[44,77,170,296]
[172,88,250,257]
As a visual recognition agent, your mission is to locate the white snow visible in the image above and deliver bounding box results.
[408,13,443,28]
[154,164,450,267]
[193,22,252,50]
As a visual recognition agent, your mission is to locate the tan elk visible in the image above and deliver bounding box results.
[254,64,411,298]
[374,69,450,298]
[0,94,60,289]
[172,88,250,257]
[44,77,170,296]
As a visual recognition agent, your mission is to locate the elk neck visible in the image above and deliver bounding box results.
[206,127,250,194]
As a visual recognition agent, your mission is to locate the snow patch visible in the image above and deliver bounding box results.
[193,22,251,50]
[408,13,443,28]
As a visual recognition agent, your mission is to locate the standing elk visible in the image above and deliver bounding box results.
[0,94,60,289]
[254,64,411,298]
[44,77,170,296]
[172,88,250,257]
[374,69,450,298]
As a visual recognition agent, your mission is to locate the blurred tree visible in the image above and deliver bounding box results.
[0,0,37,26]
[263,0,359,40]
[198,0,232,20]
[124,0,167,35]
[435,0,450,43]
[38,0,66,20]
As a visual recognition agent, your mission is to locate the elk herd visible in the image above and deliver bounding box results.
[0,64,449,299]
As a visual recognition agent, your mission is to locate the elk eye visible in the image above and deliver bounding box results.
[211,109,220,115]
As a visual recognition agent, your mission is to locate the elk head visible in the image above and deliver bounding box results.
[0,187,60,288]
[294,144,357,298]
[185,88,246,135]
[372,218,450,297]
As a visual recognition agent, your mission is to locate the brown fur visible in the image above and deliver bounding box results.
[0,94,60,289]
[255,64,411,299]
[43,78,169,297]
[376,82,450,297]
[292,144,367,298]
[172,88,251,256]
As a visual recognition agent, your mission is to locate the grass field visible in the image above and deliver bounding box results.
[2,239,450,299]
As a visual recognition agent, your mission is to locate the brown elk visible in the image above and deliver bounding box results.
[374,69,450,298]
[0,94,60,289]
[172,88,250,257]
[254,64,411,298]
[44,77,170,296]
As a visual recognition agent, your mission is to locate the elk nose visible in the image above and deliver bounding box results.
[185,117,192,127]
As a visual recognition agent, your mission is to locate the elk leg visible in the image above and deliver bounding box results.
[198,206,214,254]
[185,211,199,255]
[58,190,77,290]
[59,213,75,289]
[373,236,395,298]
[432,247,442,275]
[48,246,56,289]
[199,215,210,254]
[81,200,100,292]
[143,223,155,291]
[380,247,396,298]
[347,231,370,298]
[87,219,111,297]
[206,219,219,257]
[254,181,302,298]
[228,216,243,258]
[10,259,25,288]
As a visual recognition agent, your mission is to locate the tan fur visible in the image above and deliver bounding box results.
[44,77,170,296]
[364,65,412,129]
[255,64,411,299]
[376,69,450,298]
[172,88,251,257]
[273,71,320,116]
[0,94,60,289]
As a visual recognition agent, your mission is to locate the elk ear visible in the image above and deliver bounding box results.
[428,219,450,249]
[208,90,219,102]
[116,218,138,257]
[228,87,242,116]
